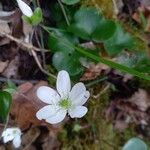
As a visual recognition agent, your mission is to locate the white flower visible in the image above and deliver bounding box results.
[36,70,90,124]
[1,128,21,148]
[16,0,33,17]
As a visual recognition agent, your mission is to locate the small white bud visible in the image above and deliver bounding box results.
[16,0,33,17]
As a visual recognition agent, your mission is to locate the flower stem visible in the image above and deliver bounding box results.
[57,0,70,26]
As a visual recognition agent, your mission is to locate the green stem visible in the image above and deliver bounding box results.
[57,0,70,26]
[0,115,9,139]
[85,77,108,87]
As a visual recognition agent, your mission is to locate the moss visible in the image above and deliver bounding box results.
[138,78,150,90]
[81,0,113,18]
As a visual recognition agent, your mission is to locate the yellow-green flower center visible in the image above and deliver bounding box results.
[59,99,71,109]
[13,129,17,134]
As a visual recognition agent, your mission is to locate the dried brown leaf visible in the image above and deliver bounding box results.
[129,89,150,111]
[80,63,110,81]
[0,60,8,73]
[21,127,40,148]
[106,89,150,130]
[11,81,47,130]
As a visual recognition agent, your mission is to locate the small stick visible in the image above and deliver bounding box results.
[112,0,119,17]
[0,31,49,52]
[0,31,56,79]
[31,50,56,79]
[0,77,39,84]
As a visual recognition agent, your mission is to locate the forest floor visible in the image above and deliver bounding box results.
[0,0,150,149]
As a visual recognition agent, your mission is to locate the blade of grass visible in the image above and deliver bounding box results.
[43,25,150,81]
[75,46,150,81]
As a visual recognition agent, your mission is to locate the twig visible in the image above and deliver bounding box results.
[36,0,40,7]
[22,130,40,150]
[31,50,56,79]
[112,0,119,17]
[0,31,56,79]
[0,77,39,84]
[85,77,108,87]
[34,27,46,67]
[0,31,48,52]
[92,84,110,99]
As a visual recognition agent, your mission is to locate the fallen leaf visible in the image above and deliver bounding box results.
[21,127,40,148]
[11,81,47,130]
[132,5,150,32]
[105,94,150,130]
[80,63,110,81]
[128,89,150,111]
[42,131,60,150]
[0,60,8,73]
[2,56,20,78]
[11,81,63,131]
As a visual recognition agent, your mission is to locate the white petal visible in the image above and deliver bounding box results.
[37,86,60,104]
[69,106,88,118]
[46,109,67,124]
[69,83,90,105]
[17,0,33,17]
[70,82,86,99]
[2,128,15,143]
[56,70,71,99]
[13,135,21,148]
[36,105,57,120]
[3,134,14,143]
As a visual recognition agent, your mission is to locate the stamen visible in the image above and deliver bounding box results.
[59,99,71,109]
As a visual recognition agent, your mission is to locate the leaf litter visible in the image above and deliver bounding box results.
[0,0,150,149]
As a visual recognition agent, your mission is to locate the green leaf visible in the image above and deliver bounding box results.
[48,33,74,53]
[104,24,134,56]
[0,91,12,121]
[68,7,102,40]
[31,7,43,25]
[122,138,147,150]
[22,15,32,24]
[92,19,116,42]
[47,28,83,77]
[48,29,78,53]
[52,51,83,77]
[22,7,42,26]
[62,0,80,5]
[3,80,17,95]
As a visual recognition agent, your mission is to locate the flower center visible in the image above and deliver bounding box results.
[59,99,71,109]
[13,129,17,135]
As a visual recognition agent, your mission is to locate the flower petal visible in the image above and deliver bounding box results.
[69,82,86,99]
[3,134,14,143]
[13,135,21,148]
[37,86,60,104]
[68,106,88,118]
[36,105,57,120]
[69,83,90,105]
[2,129,14,143]
[2,128,21,144]
[17,0,33,17]
[46,109,67,124]
[56,70,71,99]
